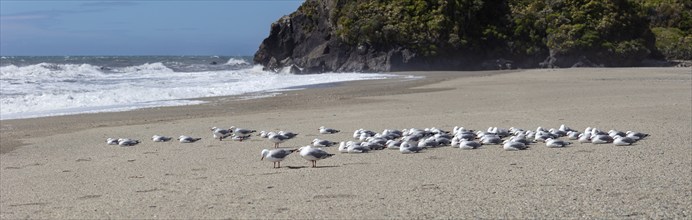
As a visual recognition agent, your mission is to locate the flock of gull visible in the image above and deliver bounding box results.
[105,124,648,168]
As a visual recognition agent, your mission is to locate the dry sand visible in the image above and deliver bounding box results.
[1,68,690,219]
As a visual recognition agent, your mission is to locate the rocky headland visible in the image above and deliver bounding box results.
[254,0,690,73]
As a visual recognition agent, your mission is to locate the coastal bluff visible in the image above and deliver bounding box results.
[254,0,679,74]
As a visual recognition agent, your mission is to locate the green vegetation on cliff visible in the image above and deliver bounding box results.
[331,0,511,56]
[297,0,691,63]
[641,0,691,59]
[511,0,655,65]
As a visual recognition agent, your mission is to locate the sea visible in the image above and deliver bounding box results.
[0,56,398,120]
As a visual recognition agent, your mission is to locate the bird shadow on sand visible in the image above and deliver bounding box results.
[286,165,340,169]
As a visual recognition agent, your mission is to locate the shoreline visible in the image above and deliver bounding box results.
[1,67,690,219]
[0,70,502,154]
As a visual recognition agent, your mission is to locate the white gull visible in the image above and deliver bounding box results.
[178,135,202,143]
[117,138,140,146]
[230,126,256,137]
[503,141,528,151]
[319,126,340,134]
[399,141,424,154]
[460,140,482,150]
[211,127,232,141]
[152,135,172,142]
[261,148,297,168]
[106,138,119,145]
[626,131,648,140]
[545,138,571,148]
[613,135,635,146]
[312,138,338,148]
[591,134,614,144]
[299,145,334,168]
[268,133,290,148]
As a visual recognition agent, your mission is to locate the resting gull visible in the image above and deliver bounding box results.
[479,135,502,145]
[566,131,581,140]
[591,134,614,144]
[578,133,592,143]
[117,138,140,146]
[259,131,270,138]
[399,141,424,154]
[261,148,297,168]
[613,135,635,146]
[312,138,338,148]
[152,135,172,142]
[106,138,119,145]
[178,135,202,143]
[626,131,648,140]
[338,142,349,153]
[386,139,402,149]
[545,138,571,148]
[359,141,382,151]
[460,140,482,150]
[319,126,340,134]
[503,141,528,151]
[341,141,370,153]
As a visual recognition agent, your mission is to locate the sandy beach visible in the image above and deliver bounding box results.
[1,67,690,219]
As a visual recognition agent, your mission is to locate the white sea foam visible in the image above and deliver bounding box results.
[0,63,395,120]
[224,58,249,65]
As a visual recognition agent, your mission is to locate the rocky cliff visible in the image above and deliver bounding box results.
[254,0,662,73]
[253,0,426,73]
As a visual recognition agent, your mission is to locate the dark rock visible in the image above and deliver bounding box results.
[253,0,448,73]
[482,58,515,70]
[540,50,602,68]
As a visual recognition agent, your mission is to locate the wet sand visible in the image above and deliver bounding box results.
[1,68,690,219]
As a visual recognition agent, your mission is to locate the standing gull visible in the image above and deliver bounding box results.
[261,148,297,168]
[298,145,334,168]
[268,133,290,148]
[230,126,257,141]
[211,127,232,141]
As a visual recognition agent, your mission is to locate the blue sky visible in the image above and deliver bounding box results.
[0,0,305,56]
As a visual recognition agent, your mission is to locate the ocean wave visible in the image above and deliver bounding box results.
[0,61,397,120]
[113,62,174,73]
[224,58,249,65]
[0,63,105,79]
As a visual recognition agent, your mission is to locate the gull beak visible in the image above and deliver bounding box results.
[260,156,265,161]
